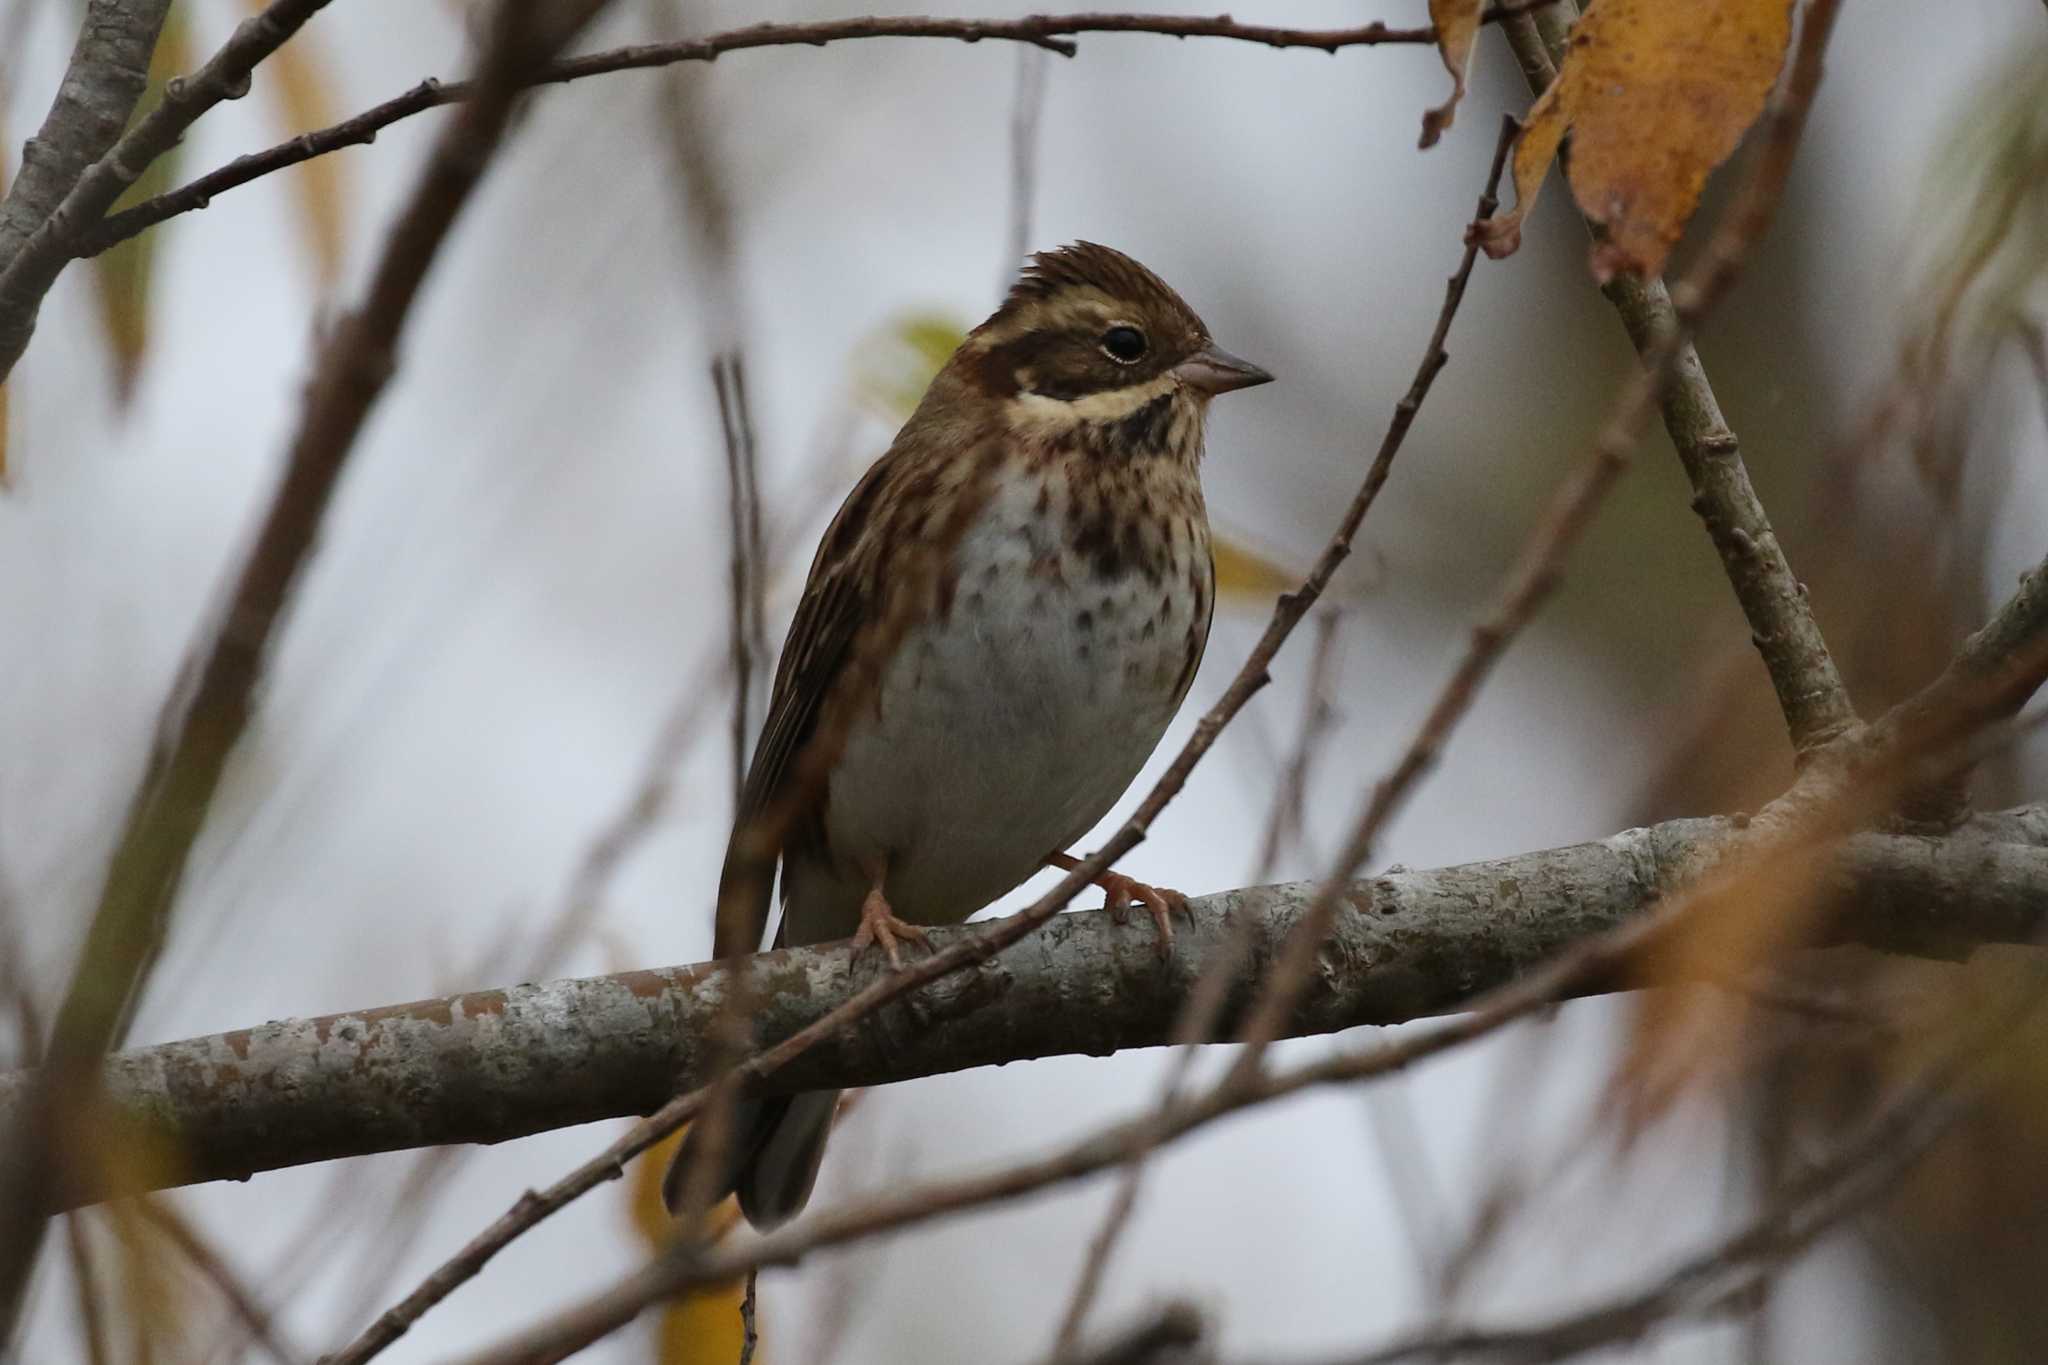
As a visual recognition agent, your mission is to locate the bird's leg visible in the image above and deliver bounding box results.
[1044,851,1189,956]
[848,857,929,969]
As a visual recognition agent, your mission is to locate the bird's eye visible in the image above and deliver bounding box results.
[1100,325,1148,364]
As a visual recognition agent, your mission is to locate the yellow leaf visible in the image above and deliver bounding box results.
[856,311,969,420]
[88,8,194,407]
[1212,533,1296,601]
[631,1128,754,1364]
[1420,0,1486,149]
[244,0,347,288]
[1478,0,1795,280]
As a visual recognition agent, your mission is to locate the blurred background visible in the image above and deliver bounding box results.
[3,0,2047,1360]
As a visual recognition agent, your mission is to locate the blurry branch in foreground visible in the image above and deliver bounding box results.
[0,0,611,1337]
[5,803,2046,1211]
[1320,964,2048,1365]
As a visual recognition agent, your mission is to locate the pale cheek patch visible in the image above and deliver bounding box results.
[1005,373,1181,432]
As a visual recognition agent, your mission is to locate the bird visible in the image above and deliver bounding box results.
[665,242,1273,1229]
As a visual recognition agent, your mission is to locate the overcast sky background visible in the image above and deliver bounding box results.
[4,0,2046,1360]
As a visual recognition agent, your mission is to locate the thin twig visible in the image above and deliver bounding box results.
[739,1267,759,1365]
[1250,610,1343,881]
[714,354,764,811]
[1053,121,1515,1352]
[1003,43,1052,293]
[77,4,1565,259]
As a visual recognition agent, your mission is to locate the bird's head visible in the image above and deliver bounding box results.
[955,243,1272,428]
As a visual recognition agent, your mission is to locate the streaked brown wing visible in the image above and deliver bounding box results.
[712,456,894,961]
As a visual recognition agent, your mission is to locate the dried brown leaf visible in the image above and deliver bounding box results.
[1421,0,1487,149]
[1478,0,1795,280]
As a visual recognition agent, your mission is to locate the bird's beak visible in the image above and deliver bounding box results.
[1172,343,1274,396]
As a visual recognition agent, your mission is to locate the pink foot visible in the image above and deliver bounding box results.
[849,886,930,969]
[1098,873,1190,958]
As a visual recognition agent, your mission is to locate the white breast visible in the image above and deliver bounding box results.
[783,470,1207,941]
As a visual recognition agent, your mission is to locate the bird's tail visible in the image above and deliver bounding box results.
[662,1090,840,1230]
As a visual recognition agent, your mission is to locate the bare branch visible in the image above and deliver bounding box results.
[76,4,1565,259]
[0,0,340,386]
[0,0,172,265]
[713,354,765,810]
[1,810,2041,1214]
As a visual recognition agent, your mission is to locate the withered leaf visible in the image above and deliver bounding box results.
[1478,0,1796,280]
[1421,0,1488,149]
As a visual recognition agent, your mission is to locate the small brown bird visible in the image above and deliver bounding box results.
[667,242,1272,1228]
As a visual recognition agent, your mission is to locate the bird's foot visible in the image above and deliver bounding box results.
[1046,853,1189,958]
[849,886,930,969]
[1097,873,1190,958]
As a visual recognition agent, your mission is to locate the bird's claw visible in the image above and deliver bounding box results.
[1100,874,1189,958]
[850,888,931,969]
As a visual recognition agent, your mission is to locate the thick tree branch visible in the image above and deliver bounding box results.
[1501,3,1858,759]
[76,4,1563,259]
[4,809,2043,1212]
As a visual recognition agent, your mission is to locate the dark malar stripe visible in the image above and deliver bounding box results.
[1104,392,1175,454]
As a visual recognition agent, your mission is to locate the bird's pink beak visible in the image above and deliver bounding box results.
[1172,343,1274,396]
